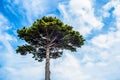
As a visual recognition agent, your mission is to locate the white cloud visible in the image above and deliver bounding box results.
[1,0,120,80]
[0,15,9,30]
[0,14,14,53]
[6,59,45,80]
[91,33,112,48]
[79,0,120,79]
[57,0,120,79]
[0,14,32,80]
[9,0,60,25]
[102,0,120,29]
[58,0,103,36]
[51,53,90,80]
[79,45,120,80]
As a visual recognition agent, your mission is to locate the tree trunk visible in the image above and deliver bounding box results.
[45,47,50,80]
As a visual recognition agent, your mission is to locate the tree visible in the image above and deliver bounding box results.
[16,16,85,80]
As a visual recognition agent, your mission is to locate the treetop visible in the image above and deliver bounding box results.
[16,16,85,62]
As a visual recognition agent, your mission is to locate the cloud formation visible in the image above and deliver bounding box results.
[58,0,103,36]
[0,0,120,80]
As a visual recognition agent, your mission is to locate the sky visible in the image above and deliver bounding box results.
[0,0,120,80]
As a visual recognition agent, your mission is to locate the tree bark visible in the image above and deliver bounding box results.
[45,47,50,80]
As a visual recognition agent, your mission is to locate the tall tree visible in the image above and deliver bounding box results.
[16,16,85,80]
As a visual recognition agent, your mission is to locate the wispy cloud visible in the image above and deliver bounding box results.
[6,0,61,25]
[58,0,103,36]
[0,13,44,80]
[58,0,120,80]
[0,14,15,80]
[0,0,120,80]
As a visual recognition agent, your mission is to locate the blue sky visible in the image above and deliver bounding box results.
[0,0,120,80]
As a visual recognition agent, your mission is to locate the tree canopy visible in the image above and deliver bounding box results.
[16,16,85,62]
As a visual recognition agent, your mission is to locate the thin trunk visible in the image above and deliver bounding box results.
[45,47,50,80]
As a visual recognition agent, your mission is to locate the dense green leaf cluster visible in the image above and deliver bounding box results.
[16,16,85,62]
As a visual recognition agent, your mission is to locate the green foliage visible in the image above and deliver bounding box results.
[16,16,85,62]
